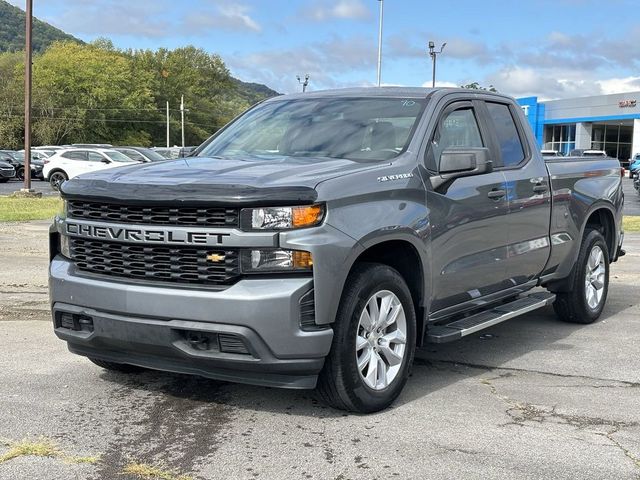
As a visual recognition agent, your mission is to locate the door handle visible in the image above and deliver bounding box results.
[532,184,548,193]
[487,189,506,199]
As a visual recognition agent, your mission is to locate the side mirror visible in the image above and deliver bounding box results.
[101,158,111,164]
[431,147,493,190]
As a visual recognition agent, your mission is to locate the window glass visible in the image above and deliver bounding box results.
[486,102,525,167]
[118,149,145,162]
[427,107,483,171]
[87,152,104,162]
[437,109,483,150]
[62,151,87,160]
[105,151,136,162]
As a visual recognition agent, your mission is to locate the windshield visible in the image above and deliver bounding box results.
[198,97,428,162]
[139,148,167,161]
[105,151,137,162]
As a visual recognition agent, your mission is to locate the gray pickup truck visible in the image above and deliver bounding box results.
[49,88,624,413]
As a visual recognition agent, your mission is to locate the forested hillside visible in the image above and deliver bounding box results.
[0,0,80,52]
[0,1,279,148]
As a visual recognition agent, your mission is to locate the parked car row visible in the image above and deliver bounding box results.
[0,144,192,191]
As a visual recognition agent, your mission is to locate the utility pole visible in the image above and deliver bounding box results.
[376,0,384,87]
[428,41,446,88]
[180,95,185,149]
[166,101,170,148]
[22,0,33,192]
[296,74,310,93]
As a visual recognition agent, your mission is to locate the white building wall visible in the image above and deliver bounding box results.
[575,122,592,149]
[632,119,640,158]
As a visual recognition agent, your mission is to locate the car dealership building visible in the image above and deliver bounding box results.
[517,92,640,161]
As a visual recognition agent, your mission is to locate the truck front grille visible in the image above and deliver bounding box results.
[67,201,239,228]
[69,237,240,286]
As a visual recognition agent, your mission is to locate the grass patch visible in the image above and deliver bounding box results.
[0,196,62,222]
[623,216,640,233]
[62,454,101,465]
[122,462,194,480]
[0,439,59,463]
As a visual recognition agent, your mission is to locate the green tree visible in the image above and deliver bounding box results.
[0,51,24,149]
[461,82,498,92]
[31,41,158,145]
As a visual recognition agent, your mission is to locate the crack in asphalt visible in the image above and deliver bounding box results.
[414,357,640,388]
[478,375,640,472]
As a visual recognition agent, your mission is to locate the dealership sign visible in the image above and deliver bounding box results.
[619,99,637,108]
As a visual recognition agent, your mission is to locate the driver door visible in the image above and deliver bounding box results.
[426,100,510,313]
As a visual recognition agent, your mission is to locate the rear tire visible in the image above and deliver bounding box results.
[0,178,8,183]
[316,263,416,413]
[89,358,145,373]
[553,228,609,324]
[16,167,24,181]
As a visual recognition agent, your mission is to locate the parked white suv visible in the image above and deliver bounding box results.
[43,148,137,191]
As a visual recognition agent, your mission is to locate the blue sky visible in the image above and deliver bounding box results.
[9,0,640,99]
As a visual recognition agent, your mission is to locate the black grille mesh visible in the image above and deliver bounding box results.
[69,237,240,286]
[67,201,238,228]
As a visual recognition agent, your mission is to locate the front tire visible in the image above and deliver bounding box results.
[317,263,416,413]
[553,228,609,324]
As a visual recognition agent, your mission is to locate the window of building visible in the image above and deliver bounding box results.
[591,124,633,160]
[543,124,576,155]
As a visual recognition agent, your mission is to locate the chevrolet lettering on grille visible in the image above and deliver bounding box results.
[65,222,231,246]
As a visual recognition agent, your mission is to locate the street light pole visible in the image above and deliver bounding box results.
[376,0,384,87]
[166,101,170,148]
[180,95,185,149]
[428,41,447,88]
[296,74,310,93]
[23,0,33,192]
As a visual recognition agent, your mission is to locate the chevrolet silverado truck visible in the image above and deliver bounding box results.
[49,88,624,413]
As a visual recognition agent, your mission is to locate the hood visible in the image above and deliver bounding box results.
[61,155,382,205]
[0,161,14,168]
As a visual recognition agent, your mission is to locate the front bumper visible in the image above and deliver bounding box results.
[0,168,15,179]
[49,256,333,389]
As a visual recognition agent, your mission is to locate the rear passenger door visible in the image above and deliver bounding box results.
[426,100,510,313]
[482,101,552,285]
[60,150,89,178]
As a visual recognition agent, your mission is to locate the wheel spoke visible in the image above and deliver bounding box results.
[376,294,393,329]
[359,308,375,332]
[367,296,380,327]
[356,335,368,351]
[364,352,378,387]
[378,344,403,367]
[382,329,406,345]
[357,346,373,372]
[377,357,387,388]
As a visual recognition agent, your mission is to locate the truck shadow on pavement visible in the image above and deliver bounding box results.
[97,279,638,417]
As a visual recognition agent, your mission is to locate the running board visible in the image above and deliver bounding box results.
[426,292,556,344]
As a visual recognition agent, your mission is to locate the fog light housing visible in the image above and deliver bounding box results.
[240,249,312,273]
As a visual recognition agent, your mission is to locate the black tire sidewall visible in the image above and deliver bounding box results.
[577,230,609,320]
[333,263,416,412]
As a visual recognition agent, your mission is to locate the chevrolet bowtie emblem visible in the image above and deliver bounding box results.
[206,253,226,263]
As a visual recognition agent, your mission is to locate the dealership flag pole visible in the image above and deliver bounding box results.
[166,101,170,148]
[22,0,33,192]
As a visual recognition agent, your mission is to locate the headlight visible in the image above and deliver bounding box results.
[241,205,324,231]
[240,249,312,273]
[57,199,68,220]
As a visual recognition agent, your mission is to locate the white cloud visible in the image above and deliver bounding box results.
[182,3,261,33]
[596,77,640,95]
[300,1,371,22]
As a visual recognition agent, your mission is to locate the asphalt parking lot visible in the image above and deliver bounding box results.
[0,178,57,197]
[0,220,639,480]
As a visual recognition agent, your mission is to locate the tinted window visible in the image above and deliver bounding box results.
[486,102,525,167]
[105,151,136,162]
[62,151,87,160]
[87,152,105,162]
[438,108,483,150]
